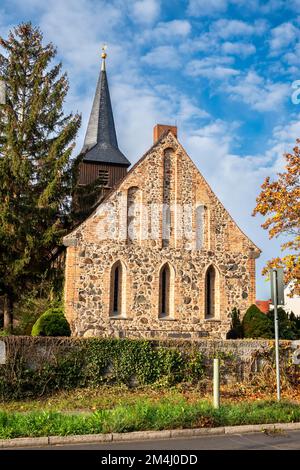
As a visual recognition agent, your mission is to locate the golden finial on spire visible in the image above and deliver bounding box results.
[101,44,107,60]
[101,44,107,71]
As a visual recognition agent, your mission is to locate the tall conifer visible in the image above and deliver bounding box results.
[0,23,81,330]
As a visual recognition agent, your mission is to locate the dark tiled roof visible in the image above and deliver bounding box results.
[81,68,130,167]
[82,142,130,166]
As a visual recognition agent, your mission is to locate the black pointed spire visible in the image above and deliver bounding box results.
[81,49,130,167]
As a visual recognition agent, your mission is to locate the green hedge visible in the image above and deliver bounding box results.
[31,307,71,337]
[0,338,205,401]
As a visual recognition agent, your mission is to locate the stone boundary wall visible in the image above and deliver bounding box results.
[0,337,298,398]
[0,336,293,367]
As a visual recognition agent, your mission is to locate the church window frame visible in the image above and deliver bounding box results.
[158,262,175,319]
[204,264,220,319]
[110,260,126,318]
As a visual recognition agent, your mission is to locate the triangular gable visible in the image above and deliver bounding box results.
[64,130,261,255]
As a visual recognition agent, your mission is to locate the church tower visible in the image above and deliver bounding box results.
[75,47,130,214]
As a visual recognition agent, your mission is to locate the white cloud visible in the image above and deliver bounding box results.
[183,120,239,174]
[186,56,239,79]
[290,0,300,12]
[221,41,256,57]
[131,0,160,25]
[177,96,210,121]
[187,0,284,16]
[269,22,299,54]
[153,19,191,38]
[141,45,180,69]
[224,71,289,111]
[180,23,259,58]
[210,18,267,38]
[187,0,228,16]
[111,80,210,162]
[272,117,300,143]
[179,34,218,55]
[34,0,123,75]
[139,20,191,44]
[284,42,300,68]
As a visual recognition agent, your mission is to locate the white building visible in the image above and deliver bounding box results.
[284,282,300,317]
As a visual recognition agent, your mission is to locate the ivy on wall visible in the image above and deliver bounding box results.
[0,337,205,400]
[0,337,295,402]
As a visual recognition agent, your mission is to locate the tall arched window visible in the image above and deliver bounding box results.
[159,263,174,318]
[110,261,125,317]
[205,265,216,318]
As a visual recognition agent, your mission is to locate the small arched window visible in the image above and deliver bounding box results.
[110,261,125,317]
[159,263,174,318]
[205,265,216,318]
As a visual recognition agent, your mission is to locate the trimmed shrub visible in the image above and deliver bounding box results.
[31,307,71,337]
[226,307,243,339]
[242,304,273,339]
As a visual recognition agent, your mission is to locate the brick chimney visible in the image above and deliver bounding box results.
[153,124,177,143]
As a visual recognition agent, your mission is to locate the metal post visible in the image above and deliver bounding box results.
[272,269,281,401]
[213,358,220,409]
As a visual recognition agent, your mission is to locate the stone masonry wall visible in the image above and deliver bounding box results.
[0,337,296,392]
[64,132,260,339]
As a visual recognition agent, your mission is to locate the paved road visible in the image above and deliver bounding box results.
[7,430,300,450]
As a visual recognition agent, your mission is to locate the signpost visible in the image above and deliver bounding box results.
[270,268,285,401]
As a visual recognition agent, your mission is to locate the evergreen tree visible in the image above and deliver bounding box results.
[0,23,81,331]
[267,307,299,340]
[290,311,300,337]
[226,307,243,339]
[242,304,273,339]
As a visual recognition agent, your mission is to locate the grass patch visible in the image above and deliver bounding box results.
[1,382,300,414]
[0,385,188,413]
[0,399,300,439]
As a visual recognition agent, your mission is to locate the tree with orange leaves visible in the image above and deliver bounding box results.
[253,141,300,293]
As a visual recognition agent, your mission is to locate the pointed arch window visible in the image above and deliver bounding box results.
[205,265,216,318]
[159,263,174,318]
[110,261,125,317]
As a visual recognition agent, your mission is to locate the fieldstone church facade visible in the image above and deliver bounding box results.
[63,52,261,340]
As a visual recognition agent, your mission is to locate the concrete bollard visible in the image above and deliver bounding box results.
[213,358,220,409]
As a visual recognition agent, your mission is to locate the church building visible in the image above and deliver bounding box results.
[63,50,261,340]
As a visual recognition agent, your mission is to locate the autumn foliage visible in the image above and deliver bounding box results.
[253,142,300,292]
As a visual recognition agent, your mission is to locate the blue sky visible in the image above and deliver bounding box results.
[1,0,300,298]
